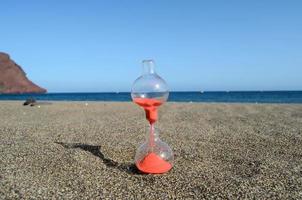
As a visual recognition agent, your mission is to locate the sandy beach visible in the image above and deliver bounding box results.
[0,101,301,199]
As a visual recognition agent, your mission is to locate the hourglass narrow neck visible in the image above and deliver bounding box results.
[148,123,158,150]
[142,60,155,75]
[149,123,158,137]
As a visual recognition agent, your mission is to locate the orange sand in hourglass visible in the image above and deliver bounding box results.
[134,98,172,174]
[133,98,163,124]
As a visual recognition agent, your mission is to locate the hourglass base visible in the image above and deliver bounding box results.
[135,140,174,174]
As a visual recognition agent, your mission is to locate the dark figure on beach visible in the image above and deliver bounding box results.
[23,98,36,106]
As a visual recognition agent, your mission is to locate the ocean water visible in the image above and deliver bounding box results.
[0,91,302,103]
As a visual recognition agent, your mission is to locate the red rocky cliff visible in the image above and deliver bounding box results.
[0,52,46,94]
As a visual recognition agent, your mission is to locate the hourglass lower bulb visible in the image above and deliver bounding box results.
[131,60,174,174]
[135,125,173,173]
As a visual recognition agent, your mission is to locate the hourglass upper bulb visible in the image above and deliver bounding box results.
[131,60,169,103]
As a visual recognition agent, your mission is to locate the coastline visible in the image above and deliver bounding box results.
[0,101,301,198]
[1,91,302,103]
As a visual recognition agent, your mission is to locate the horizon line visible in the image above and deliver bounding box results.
[12,90,302,94]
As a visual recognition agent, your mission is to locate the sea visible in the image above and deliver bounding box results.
[0,91,302,103]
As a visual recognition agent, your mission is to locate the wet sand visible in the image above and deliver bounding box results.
[0,101,301,199]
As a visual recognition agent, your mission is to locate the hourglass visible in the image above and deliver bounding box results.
[131,60,174,174]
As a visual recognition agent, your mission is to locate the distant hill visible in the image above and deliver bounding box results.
[0,52,46,94]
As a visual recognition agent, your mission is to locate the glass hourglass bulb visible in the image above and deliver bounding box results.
[131,60,174,174]
[131,60,169,124]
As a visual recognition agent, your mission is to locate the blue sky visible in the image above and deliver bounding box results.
[1,0,302,92]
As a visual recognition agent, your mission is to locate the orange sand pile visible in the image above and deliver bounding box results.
[136,152,172,174]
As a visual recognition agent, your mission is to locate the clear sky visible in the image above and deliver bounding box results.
[1,0,302,92]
